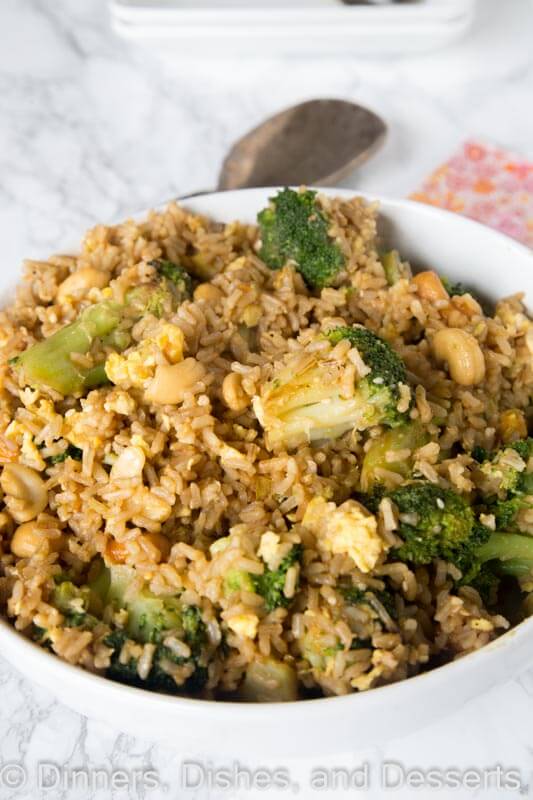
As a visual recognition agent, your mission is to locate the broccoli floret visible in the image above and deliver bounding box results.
[104,630,139,683]
[387,482,478,566]
[102,565,190,645]
[471,445,489,463]
[257,188,345,290]
[254,325,410,450]
[327,326,411,428]
[180,605,208,654]
[91,562,207,646]
[63,611,91,628]
[46,444,83,466]
[509,438,533,462]
[340,584,397,620]
[464,562,501,605]
[478,439,533,532]
[481,438,533,493]
[380,480,533,596]
[223,568,255,597]
[104,630,161,690]
[31,624,51,645]
[466,532,533,586]
[252,544,302,612]
[441,276,468,296]
[339,585,366,605]
[451,520,495,578]
[493,496,526,530]
[374,589,397,620]
[360,421,428,492]
[96,565,209,694]
[378,480,520,596]
[299,620,343,671]
[52,577,89,611]
[126,260,192,318]
[50,578,98,629]
[104,629,208,696]
[149,259,193,300]
[107,565,206,651]
[132,598,184,644]
[350,637,373,651]
[124,284,173,318]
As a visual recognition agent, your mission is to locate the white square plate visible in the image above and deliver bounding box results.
[110,0,476,56]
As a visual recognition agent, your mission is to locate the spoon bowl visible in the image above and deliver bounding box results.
[217,98,386,190]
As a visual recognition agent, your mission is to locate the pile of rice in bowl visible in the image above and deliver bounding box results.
[0,188,531,702]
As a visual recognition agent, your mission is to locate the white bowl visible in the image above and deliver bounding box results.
[1,188,532,756]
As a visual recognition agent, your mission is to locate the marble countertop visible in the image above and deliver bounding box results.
[1,0,533,797]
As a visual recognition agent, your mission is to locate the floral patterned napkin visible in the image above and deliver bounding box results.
[411,140,533,248]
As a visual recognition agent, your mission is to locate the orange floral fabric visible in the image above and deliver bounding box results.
[411,140,533,248]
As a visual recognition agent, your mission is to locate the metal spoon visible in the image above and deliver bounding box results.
[183,99,386,197]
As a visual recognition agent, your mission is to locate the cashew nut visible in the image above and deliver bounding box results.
[0,512,13,535]
[412,271,449,302]
[144,358,206,405]
[222,372,250,412]
[10,520,63,558]
[193,283,223,304]
[1,464,48,523]
[57,268,109,303]
[498,408,528,443]
[431,328,486,386]
[131,489,172,523]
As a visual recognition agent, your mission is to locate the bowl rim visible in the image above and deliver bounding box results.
[1,608,532,720]
[1,186,532,719]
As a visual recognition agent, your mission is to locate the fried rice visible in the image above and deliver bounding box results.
[0,191,531,701]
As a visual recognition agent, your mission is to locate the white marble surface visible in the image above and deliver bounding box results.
[1,1,533,798]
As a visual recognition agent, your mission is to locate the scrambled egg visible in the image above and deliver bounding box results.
[227,613,259,639]
[104,389,136,416]
[303,496,384,573]
[258,531,283,571]
[4,400,64,472]
[4,421,46,471]
[105,323,184,390]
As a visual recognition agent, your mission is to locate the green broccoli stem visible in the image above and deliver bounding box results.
[380,250,402,286]
[477,532,533,577]
[83,363,111,389]
[497,559,533,578]
[15,259,193,397]
[18,301,121,395]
